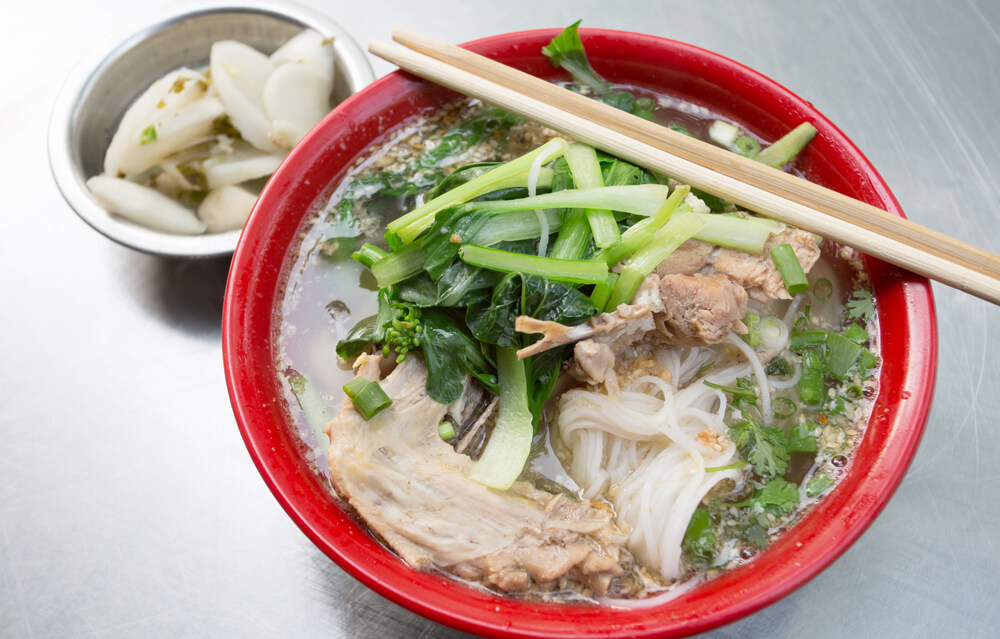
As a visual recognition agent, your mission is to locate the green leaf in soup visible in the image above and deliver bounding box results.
[335,315,380,360]
[542,20,612,95]
[395,273,439,307]
[466,273,599,348]
[420,208,492,281]
[426,162,502,199]
[526,345,568,430]
[419,309,498,402]
[435,262,501,308]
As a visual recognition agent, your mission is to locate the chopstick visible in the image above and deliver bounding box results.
[369,33,1000,305]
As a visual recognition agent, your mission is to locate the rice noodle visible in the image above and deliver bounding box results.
[726,333,771,423]
[782,292,806,326]
[556,349,745,581]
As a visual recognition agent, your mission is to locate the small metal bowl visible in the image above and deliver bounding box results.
[48,0,374,258]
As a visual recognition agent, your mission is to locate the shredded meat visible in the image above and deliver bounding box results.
[324,355,641,597]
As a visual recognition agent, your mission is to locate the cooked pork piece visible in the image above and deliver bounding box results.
[655,229,821,302]
[515,275,663,359]
[516,268,748,361]
[323,355,640,597]
[656,274,748,344]
[654,239,715,276]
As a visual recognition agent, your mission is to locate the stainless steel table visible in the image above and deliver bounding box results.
[4,1,998,636]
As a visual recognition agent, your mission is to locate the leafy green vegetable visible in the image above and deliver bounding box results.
[468,347,534,489]
[542,21,657,119]
[846,288,875,323]
[419,308,497,403]
[467,273,598,347]
[747,478,800,515]
[682,508,718,565]
[458,244,608,285]
[728,410,791,478]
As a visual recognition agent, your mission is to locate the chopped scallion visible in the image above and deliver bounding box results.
[799,350,824,405]
[806,473,835,498]
[352,243,388,269]
[773,396,797,420]
[826,332,863,380]
[770,243,809,295]
[342,377,393,420]
[139,124,157,146]
[755,122,818,169]
[813,277,833,300]
[438,420,456,441]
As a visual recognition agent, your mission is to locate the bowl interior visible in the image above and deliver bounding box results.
[223,29,936,638]
[51,2,374,258]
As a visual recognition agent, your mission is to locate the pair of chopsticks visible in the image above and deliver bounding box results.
[370,31,1000,305]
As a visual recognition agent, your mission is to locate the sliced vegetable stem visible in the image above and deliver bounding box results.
[467,184,671,218]
[756,122,818,169]
[388,138,568,243]
[459,244,608,285]
[606,211,704,308]
[371,242,425,287]
[469,347,533,489]
[595,185,689,266]
[564,143,619,248]
[352,243,388,269]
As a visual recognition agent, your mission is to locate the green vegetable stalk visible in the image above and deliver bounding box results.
[468,347,534,490]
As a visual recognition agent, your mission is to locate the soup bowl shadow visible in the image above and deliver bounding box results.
[222,28,937,638]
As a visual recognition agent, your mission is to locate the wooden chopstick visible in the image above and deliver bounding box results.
[369,35,1000,305]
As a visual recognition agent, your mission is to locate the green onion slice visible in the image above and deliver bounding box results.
[343,377,393,420]
[770,243,809,295]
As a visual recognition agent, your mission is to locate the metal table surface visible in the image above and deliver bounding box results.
[3,0,998,637]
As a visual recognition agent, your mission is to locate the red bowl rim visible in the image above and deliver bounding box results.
[223,28,937,638]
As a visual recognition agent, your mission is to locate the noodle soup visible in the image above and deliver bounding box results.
[277,85,879,600]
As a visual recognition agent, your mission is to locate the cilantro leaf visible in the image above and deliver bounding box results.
[846,288,875,323]
[728,411,790,478]
[753,478,800,514]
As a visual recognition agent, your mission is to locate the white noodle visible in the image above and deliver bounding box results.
[726,333,772,423]
[783,292,806,326]
[556,348,744,582]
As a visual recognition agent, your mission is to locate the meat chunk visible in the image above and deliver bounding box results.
[712,229,820,301]
[515,275,662,359]
[654,228,821,302]
[657,274,748,344]
[654,239,714,276]
[324,356,640,597]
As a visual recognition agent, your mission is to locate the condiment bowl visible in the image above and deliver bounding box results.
[222,28,937,638]
[48,0,374,258]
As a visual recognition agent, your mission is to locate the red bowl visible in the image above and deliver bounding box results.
[223,28,937,638]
